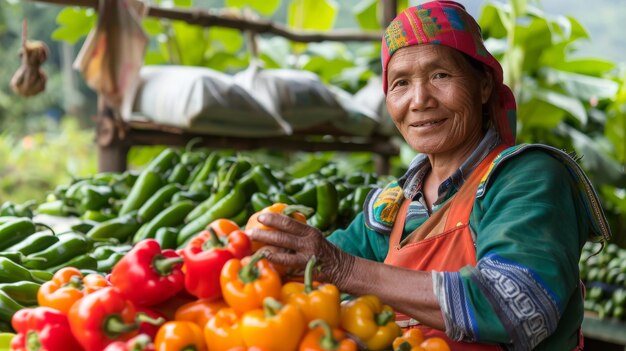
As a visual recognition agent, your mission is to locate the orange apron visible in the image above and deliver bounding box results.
[383,144,585,351]
[384,145,505,351]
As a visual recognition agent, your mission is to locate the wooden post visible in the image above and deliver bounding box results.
[381,0,398,28]
[95,98,129,172]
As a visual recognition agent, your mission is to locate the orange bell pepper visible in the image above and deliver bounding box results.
[204,307,245,351]
[245,203,312,252]
[340,295,402,351]
[226,347,270,351]
[220,253,282,315]
[299,319,357,351]
[281,256,340,328]
[392,329,425,351]
[240,297,305,351]
[174,299,228,327]
[37,266,109,314]
[155,321,206,351]
[420,337,451,351]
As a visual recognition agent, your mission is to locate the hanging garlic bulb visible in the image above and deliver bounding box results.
[10,20,49,97]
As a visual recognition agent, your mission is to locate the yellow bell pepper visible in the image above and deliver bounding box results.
[340,295,402,351]
[203,307,246,351]
[281,256,341,328]
[241,297,306,351]
[392,329,425,351]
[155,321,206,351]
[174,298,227,327]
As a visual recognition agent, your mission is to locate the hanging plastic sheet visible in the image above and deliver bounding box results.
[73,0,148,110]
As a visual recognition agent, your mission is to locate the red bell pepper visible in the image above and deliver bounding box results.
[110,239,185,307]
[182,220,251,300]
[103,334,156,351]
[68,286,164,351]
[10,306,82,351]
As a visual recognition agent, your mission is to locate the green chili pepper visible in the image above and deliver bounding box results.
[284,178,307,195]
[230,206,251,227]
[167,163,191,185]
[250,165,279,194]
[47,253,98,273]
[271,193,296,205]
[77,185,113,213]
[86,212,141,244]
[29,270,53,282]
[64,179,91,201]
[90,245,132,260]
[0,217,18,226]
[24,233,92,270]
[251,192,273,212]
[307,180,339,232]
[5,231,58,256]
[335,183,351,198]
[35,200,70,216]
[319,163,338,177]
[338,193,355,221]
[352,186,371,214]
[81,210,116,222]
[187,152,219,188]
[0,258,48,284]
[0,290,24,323]
[0,252,47,266]
[171,190,211,203]
[96,252,125,273]
[0,218,38,251]
[137,183,182,223]
[132,200,195,244]
[70,220,100,235]
[145,148,181,174]
[346,173,366,185]
[178,187,247,247]
[154,227,179,250]
[184,164,244,223]
[292,183,318,208]
[0,281,40,306]
[119,170,165,216]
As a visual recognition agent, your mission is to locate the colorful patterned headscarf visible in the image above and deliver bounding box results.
[381,0,517,145]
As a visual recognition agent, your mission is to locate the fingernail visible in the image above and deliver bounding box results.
[258,214,266,222]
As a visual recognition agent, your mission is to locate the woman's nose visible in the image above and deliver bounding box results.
[409,83,436,111]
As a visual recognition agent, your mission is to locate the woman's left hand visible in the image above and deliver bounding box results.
[247,213,355,288]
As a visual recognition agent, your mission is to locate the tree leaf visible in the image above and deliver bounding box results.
[552,59,615,77]
[208,27,244,53]
[354,0,379,30]
[533,88,588,125]
[259,36,291,68]
[288,0,338,31]
[52,7,95,44]
[478,3,509,39]
[518,98,565,130]
[226,0,281,16]
[542,68,619,101]
[172,21,208,66]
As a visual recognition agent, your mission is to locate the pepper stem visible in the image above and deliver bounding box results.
[104,315,139,338]
[304,256,317,294]
[283,205,314,219]
[397,341,413,351]
[201,228,225,251]
[263,297,283,317]
[152,255,184,276]
[62,275,83,290]
[181,347,197,351]
[26,331,41,351]
[375,310,394,326]
[239,252,264,283]
[309,319,339,351]
[136,312,166,326]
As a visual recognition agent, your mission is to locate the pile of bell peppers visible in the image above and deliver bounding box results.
[7,205,450,351]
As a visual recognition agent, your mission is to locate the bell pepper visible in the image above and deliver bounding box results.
[299,319,357,351]
[392,329,425,351]
[174,299,227,327]
[220,254,282,315]
[136,306,169,340]
[10,306,82,351]
[37,266,110,314]
[154,321,206,351]
[419,337,450,351]
[240,297,305,351]
[203,307,245,351]
[281,256,341,328]
[182,219,251,300]
[245,203,313,252]
[68,286,164,351]
[104,334,156,351]
[340,295,402,351]
[110,239,184,307]
[226,348,269,351]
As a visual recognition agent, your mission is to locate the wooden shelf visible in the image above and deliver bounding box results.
[583,313,626,346]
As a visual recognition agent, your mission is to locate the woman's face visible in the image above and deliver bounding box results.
[385,45,492,156]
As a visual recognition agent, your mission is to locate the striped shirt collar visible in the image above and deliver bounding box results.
[398,128,501,202]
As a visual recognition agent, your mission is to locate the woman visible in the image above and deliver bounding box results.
[249,1,611,350]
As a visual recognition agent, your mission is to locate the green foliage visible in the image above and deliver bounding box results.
[0,119,97,204]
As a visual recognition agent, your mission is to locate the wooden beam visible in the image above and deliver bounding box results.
[381,0,398,28]
[29,0,382,43]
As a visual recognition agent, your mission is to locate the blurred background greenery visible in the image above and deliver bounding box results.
[0,0,625,243]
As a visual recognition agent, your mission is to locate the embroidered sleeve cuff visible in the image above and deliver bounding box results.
[432,270,479,342]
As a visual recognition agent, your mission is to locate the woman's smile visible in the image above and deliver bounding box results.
[410,118,449,129]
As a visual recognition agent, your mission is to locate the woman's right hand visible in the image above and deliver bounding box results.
[247,212,355,289]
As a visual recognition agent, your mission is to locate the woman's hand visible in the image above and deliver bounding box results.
[247,213,355,288]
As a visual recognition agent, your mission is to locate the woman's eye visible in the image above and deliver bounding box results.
[396,79,409,86]
[433,72,449,79]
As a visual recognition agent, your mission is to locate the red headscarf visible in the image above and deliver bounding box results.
[381,0,516,145]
